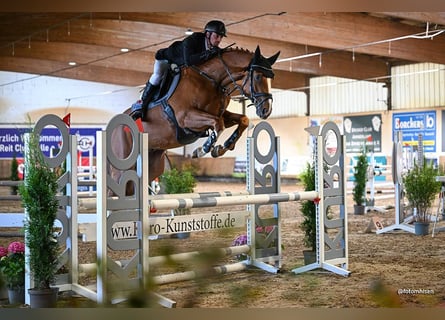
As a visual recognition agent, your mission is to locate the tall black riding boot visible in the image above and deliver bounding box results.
[129,82,158,120]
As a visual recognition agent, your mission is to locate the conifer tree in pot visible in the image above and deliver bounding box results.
[18,129,60,307]
[352,147,368,215]
[10,154,20,195]
[299,162,317,264]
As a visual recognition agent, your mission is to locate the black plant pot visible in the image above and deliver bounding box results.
[303,250,316,265]
[414,222,429,236]
[28,287,59,308]
[353,204,366,215]
[8,286,25,305]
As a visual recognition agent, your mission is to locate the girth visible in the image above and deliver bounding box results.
[147,67,208,145]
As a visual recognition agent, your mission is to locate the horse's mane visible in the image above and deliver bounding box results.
[223,46,252,54]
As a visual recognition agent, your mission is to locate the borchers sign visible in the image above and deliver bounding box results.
[392,110,436,153]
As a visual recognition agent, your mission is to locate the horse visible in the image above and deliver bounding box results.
[110,45,280,192]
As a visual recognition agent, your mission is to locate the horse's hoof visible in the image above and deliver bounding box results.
[192,147,205,158]
[211,146,223,158]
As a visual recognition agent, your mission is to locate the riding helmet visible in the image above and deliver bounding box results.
[204,20,227,37]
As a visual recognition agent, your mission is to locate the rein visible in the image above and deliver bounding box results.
[190,52,272,112]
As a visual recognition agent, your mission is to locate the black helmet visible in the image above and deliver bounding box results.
[204,20,226,37]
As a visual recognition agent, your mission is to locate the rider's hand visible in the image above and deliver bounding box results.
[200,47,220,61]
[210,46,221,55]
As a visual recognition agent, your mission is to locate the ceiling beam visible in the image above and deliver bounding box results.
[0,12,443,90]
[375,12,445,26]
[131,12,445,64]
[0,56,148,86]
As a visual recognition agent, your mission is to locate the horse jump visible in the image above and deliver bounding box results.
[24,113,349,307]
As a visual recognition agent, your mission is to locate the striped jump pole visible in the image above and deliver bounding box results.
[148,244,251,267]
[153,262,248,285]
[148,190,250,200]
[149,191,319,210]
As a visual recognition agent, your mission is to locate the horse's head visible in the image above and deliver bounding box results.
[244,46,280,119]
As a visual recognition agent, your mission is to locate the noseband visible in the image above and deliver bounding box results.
[244,67,273,110]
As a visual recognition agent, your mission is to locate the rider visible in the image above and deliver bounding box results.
[129,20,227,120]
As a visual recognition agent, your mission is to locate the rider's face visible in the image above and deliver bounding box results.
[208,32,223,48]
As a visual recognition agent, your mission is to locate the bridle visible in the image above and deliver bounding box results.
[190,51,273,114]
[219,55,273,111]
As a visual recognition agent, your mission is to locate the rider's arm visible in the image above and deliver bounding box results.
[183,33,216,66]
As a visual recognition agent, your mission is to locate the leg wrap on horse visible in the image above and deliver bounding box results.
[202,130,217,153]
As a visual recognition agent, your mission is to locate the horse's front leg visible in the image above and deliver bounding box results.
[211,111,250,158]
[179,109,223,158]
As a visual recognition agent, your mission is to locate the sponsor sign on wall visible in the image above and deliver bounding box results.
[392,110,436,153]
[343,114,382,153]
[0,126,102,159]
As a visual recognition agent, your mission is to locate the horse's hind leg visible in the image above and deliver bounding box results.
[211,111,249,158]
[149,149,167,182]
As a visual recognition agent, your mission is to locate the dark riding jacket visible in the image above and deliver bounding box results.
[155,32,214,67]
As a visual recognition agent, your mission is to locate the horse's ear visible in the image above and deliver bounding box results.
[267,51,280,65]
[254,45,261,59]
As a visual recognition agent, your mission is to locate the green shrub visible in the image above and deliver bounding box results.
[160,167,196,194]
[160,166,196,216]
[403,160,441,222]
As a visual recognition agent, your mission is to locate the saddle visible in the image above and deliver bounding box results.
[147,64,209,145]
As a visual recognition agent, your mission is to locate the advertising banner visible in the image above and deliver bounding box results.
[0,126,102,159]
[392,110,436,153]
[343,114,382,153]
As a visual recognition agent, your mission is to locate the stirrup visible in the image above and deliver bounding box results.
[129,110,142,121]
[130,100,143,120]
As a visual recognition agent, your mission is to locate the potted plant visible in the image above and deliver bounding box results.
[160,165,196,238]
[299,162,317,264]
[403,159,441,235]
[0,241,26,304]
[10,154,20,195]
[18,129,60,307]
[352,147,368,215]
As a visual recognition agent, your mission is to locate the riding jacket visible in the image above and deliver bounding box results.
[155,32,217,67]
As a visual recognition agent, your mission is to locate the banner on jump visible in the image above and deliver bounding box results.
[392,110,436,153]
[111,211,249,239]
[0,126,102,159]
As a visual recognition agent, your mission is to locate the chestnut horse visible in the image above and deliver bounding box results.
[111,46,280,188]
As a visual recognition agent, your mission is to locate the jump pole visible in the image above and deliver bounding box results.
[149,191,319,210]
